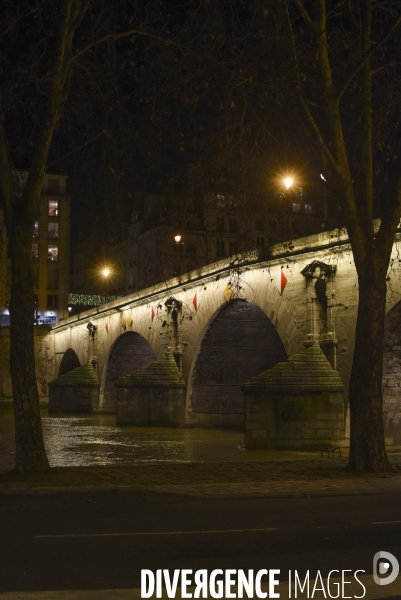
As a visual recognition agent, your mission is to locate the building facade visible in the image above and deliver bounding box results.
[70,178,326,300]
[0,171,71,326]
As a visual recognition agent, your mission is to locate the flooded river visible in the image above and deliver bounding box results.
[0,412,320,470]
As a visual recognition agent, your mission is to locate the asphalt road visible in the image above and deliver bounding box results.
[1,489,401,598]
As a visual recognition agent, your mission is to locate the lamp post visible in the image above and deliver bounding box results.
[174,235,184,276]
[283,177,293,240]
[102,268,110,304]
[320,173,327,229]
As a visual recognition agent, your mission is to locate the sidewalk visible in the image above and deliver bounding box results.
[1,457,401,499]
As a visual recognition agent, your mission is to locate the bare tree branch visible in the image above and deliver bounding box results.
[46,129,107,168]
[284,1,337,173]
[292,0,315,30]
[338,12,401,99]
[345,0,361,33]
[72,27,185,63]
[0,108,14,220]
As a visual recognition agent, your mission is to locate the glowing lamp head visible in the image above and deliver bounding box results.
[284,177,293,190]
[103,268,110,278]
[174,235,182,243]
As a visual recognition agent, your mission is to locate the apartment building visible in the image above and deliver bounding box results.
[0,171,71,326]
[70,177,325,302]
[124,195,207,293]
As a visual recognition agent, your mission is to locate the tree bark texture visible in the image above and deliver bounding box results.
[348,258,390,472]
[0,0,147,471]
[0,0,81,472]
[8,222,49,472]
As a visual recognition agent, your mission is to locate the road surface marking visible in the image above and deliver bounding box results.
[36,527,277,539]
[372,520,401,524]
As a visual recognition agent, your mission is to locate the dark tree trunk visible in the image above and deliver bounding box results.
[348,259,390,472]
[8,221,49,472]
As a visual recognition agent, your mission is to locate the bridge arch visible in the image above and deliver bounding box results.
[187,298,287,427]
[99,331,156,412]
[58,348,80,377]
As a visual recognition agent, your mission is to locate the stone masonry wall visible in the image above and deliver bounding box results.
[0,325,54,397]
[50,228,401,432]
[190,300,287,427]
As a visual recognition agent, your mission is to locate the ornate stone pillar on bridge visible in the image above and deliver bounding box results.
[301,261,337,369]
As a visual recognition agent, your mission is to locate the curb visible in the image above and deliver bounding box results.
[1,480,401,501]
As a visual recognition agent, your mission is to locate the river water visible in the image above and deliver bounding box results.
[0,412,320,470]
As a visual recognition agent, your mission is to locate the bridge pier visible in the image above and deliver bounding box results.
[243,343,346,450]
[46,227,401,446]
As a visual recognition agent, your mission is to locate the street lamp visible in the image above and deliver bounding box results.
[102,267,110,303]
[283,177,294,240]
[284,177,293,190]
[174,234,184,276]
[320,174,327,229]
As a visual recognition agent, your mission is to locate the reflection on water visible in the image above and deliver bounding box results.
[0,413,320,470]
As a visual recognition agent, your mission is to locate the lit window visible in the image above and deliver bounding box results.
[304,204,312,214]
[48,245,59,261]
[33,222,39,238]
[216,194,225,207]
[48,222,59,239]
[293,203,301,213]
[32,243,39,260]
[227,195,236,207]
[49,200,59,216]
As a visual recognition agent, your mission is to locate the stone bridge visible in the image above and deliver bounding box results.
[50,227,401,439]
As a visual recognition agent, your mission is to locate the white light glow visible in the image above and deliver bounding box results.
[174,235,182,243]
[284,177,293,189]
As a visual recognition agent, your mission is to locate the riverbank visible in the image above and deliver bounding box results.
[0,397,49,411]
[1,458,401,498]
